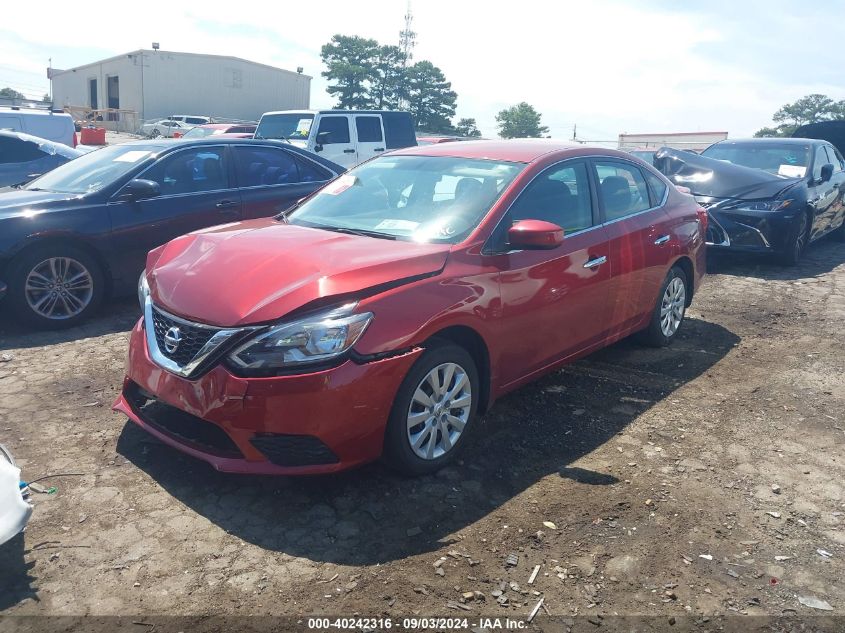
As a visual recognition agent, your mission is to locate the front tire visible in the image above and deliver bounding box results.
[383,342,479,476]
[778,212,810,265]
[6,245,104,329]
[641,266,688,347]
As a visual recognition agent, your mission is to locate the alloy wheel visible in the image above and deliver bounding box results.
[659,276,686,337]
[24,257,94,320]
[406,362,472,460]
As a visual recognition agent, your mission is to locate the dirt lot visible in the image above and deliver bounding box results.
[0,241,843,631]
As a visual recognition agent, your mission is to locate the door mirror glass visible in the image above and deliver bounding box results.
[124,178,160,200]
[820,163,834,184]
[508,219,564,249]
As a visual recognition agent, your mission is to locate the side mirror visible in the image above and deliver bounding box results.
[820,163,834,184]
[124,178,160,201]
[507,219,564,250]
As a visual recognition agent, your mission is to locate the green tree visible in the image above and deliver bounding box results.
[320,35,380,109]
[405,61,457,133]
[454,118,481,137]
[0,87,25,100]
[370,45,405,110]
[755,93,845,137]
[495,102,549,138]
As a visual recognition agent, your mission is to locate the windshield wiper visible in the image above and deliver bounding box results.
[309,224,398,240]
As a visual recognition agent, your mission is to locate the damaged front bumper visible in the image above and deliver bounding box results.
[0,445,32,546]
[700,200,802,254]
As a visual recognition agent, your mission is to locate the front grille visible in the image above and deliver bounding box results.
[124,381,243,458]
[250,434,339,467]
[151,306,217,366]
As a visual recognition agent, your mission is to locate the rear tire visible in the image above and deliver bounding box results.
[640,266,688,348]
[382,342,479,476]
[6,245,104,330]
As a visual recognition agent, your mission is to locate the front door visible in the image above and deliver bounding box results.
[808,145,839,240]
[353,115,386,163]
[314,115,356,167]
[493,159,612,387]
[107,145,242,284]
[232,145,334,220]
[593,159,674,335]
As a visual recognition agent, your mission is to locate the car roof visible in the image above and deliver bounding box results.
[710,138,819,147]
[390,139,592,163]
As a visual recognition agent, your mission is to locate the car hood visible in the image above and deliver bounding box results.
[147,218,452,326]
[654,147,802,201]
[0,189,84,216]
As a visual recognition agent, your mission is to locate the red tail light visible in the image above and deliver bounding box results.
[696,206,708,237]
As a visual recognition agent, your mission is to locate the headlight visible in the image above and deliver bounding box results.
[228,304,373,374]
[138,271,149,309]
[730,199,794,212]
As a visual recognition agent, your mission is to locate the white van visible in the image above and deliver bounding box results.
[255,110,417,168]
[0,107,76,148]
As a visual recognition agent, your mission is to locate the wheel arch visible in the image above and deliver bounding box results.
[671,255,695,307]
[423,324,493,414]
[6,236,113,298]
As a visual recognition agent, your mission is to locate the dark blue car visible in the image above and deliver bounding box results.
[0,138,344,328]
[0,130,82,188]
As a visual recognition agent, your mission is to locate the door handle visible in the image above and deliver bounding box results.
[374,148,385,152]
[216,200,238,209]
[583,255,607,269]
[654,235,671,245]
[343,149,356,154]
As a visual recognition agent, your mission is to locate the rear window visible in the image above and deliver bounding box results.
[355,116,383,143]
[645,171,668,204]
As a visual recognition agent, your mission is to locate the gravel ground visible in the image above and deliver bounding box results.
[0,240,843,631]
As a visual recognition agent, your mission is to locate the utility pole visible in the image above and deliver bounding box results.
[398,0,416,109]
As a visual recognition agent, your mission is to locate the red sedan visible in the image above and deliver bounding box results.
[114,140,706,476]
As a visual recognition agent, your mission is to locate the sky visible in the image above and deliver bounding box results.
[2,0,844,141]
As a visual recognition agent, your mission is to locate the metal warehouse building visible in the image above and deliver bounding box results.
[50,49,311,127]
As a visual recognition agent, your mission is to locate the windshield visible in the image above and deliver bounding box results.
[182,126,218,139]
[255,114,314,140]
[25,145,155,194]
[287,155,524,243]
[701,143,811,177]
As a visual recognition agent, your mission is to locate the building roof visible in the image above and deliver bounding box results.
[50,49,311,80]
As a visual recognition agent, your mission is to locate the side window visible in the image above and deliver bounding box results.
[0,137,46,164]
[644,170,668,205]
[595,161,651,221]
[186,117,206,125]
[355,116,383,142]
[813,146,829,180]
[295,156,333,183]
[825,146,843,172]
[509,161,594,232]
[233,146,301,187]
[143,147,229,195]
[316,116,350,144]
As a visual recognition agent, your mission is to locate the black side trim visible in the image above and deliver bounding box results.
[124,381,243,458]
[250,434,339,467]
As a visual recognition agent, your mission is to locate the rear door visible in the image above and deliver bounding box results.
[494,159,612,386]
[353,115,386,162]
[822,145,845,232]
[314,115,356,167]
[233,144,335,220]
[593,158,674,336]
[107,145,242,280]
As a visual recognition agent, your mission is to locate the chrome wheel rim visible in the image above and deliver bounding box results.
[25,257,93,320]
[660,276,686,337]
[407,362,472,460]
